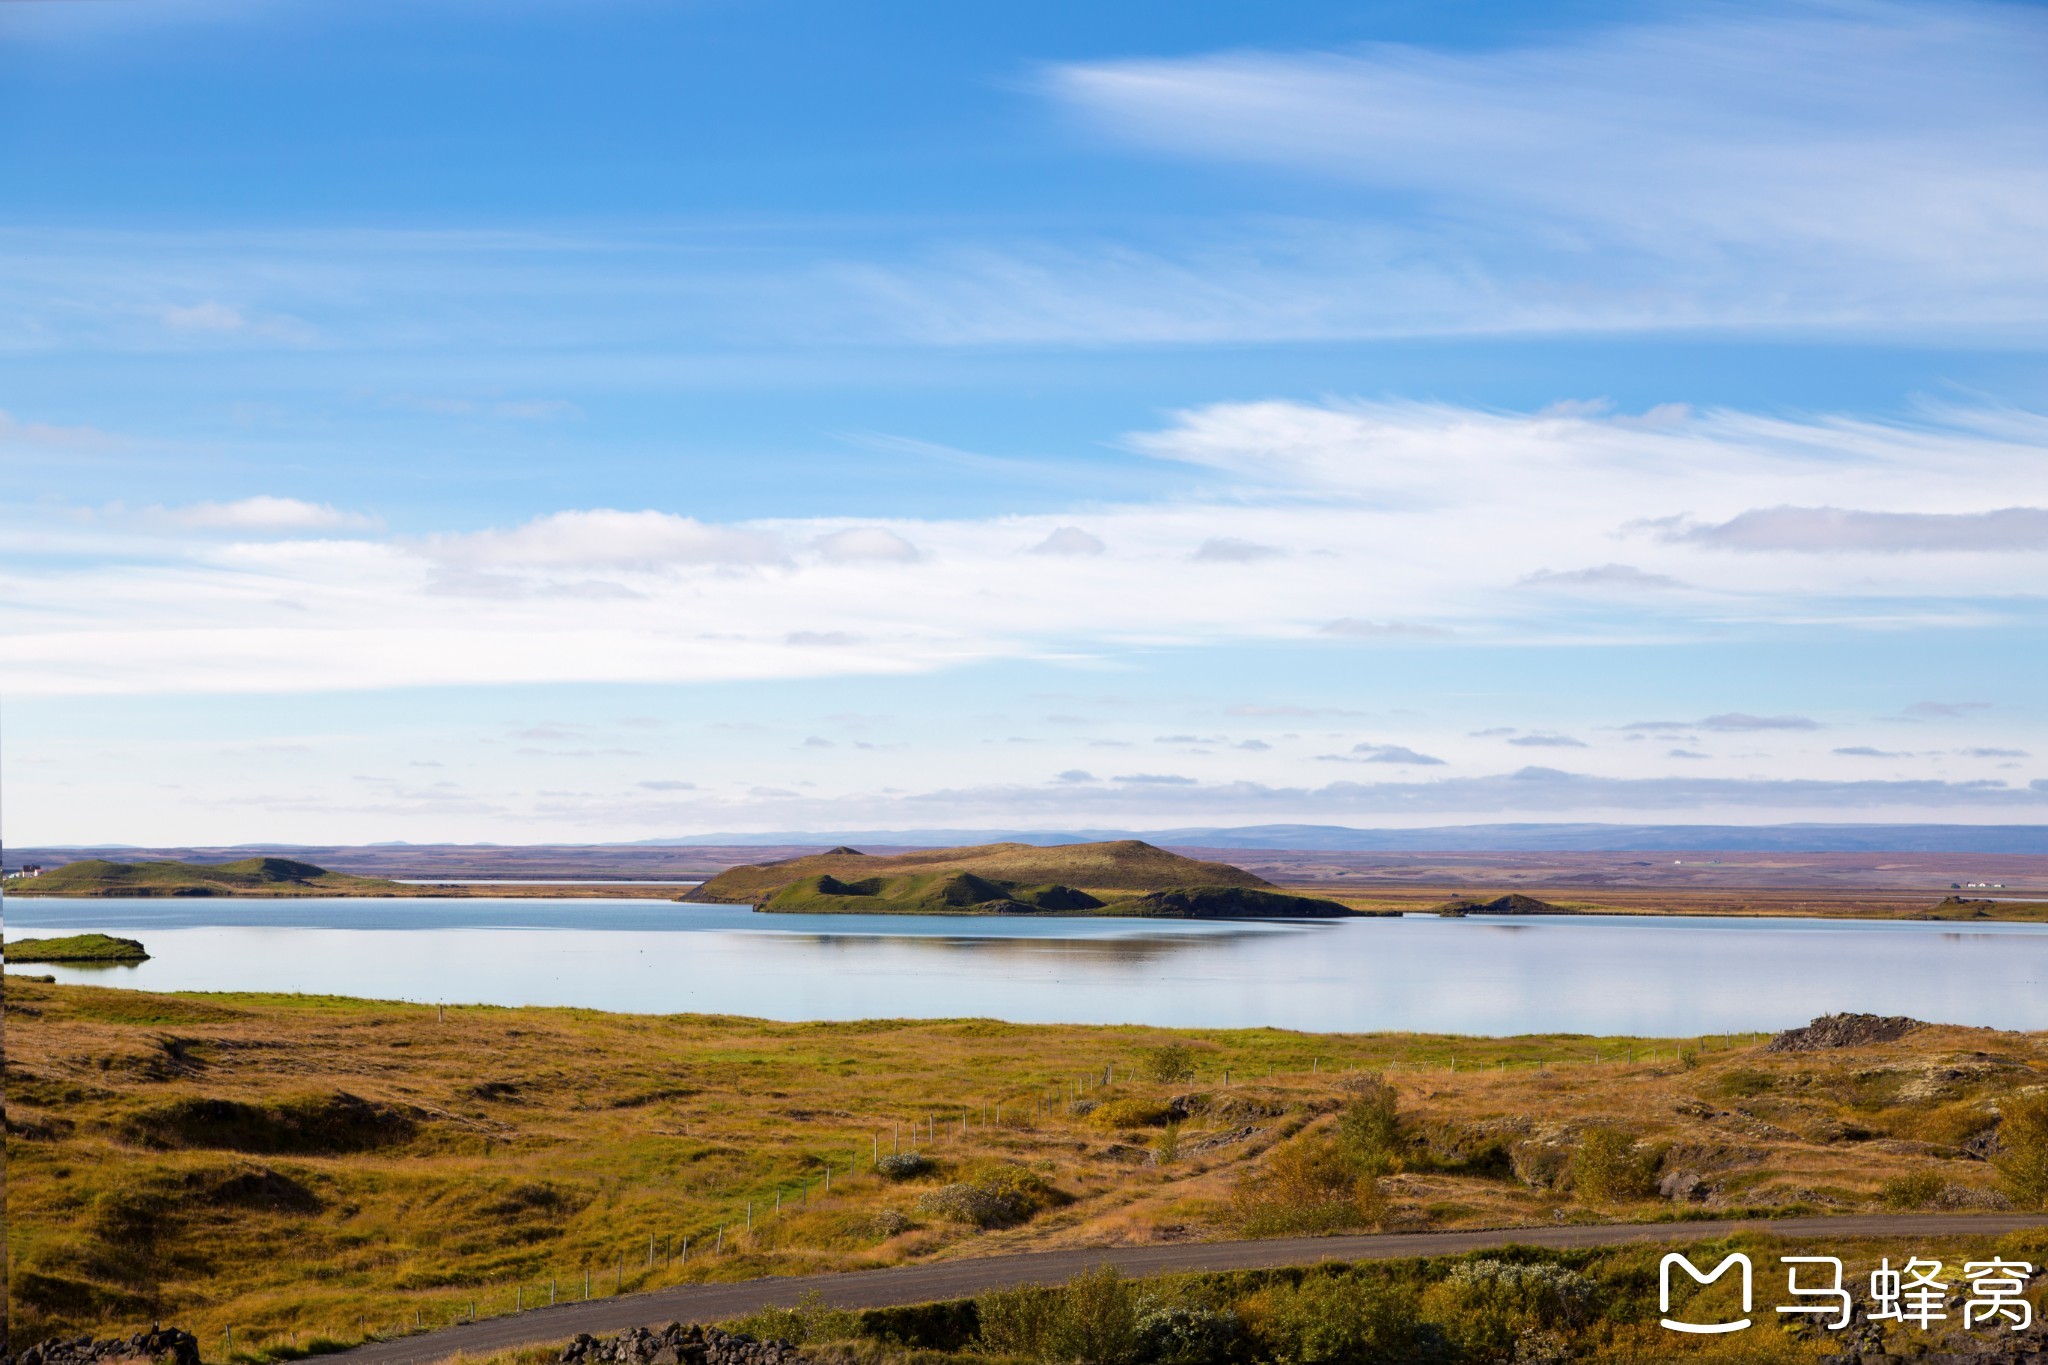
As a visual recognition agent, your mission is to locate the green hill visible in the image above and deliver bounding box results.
[7,856,410,898]
[760,870,1106,915]
[6,933,150,963]
[689,839,1272,905]
[694,839,1371,918]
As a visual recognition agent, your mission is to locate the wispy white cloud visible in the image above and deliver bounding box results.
[0,408,121,452]
[1336,743,1445,766]
[1319,618,1446,639]
[1029,526,1106,556]
[1039,2,2048,337]
[1520,564,1686,590]
[1628,714,1822,733]
[5,398,2045,703]
[431,509,786,569]
[814,527,921,563]
[158,495,375,531]
[1661,506,2048,553]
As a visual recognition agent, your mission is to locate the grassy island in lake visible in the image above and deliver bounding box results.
[6,932,150,963]
[691,840,1375,917]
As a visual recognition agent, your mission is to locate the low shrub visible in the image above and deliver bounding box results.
[1711,1068,1775,1099]
[1094,1097,1176,1129]
[917,1183,1019,1227]
[1509,1140,1569,1189]
[866,1207,913,1238]
[1145,1043,1198,1084]
[729,1290,862,1345]
[1335,1075,1403,1175]
[915,1162,1056,1228]
[1879,1169,1946,1210]
[875,1152,932,1180]
[1994,1089,2048,1210]
[1570,1127,1660,1203]
[1132,1303,1241,1365]
[1231,1132,1384,1236]
[1422,1259,1597,1363]
[978,1265,1140,1364]
[1246,1271,1429,1365]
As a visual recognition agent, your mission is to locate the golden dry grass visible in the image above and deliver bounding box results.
[7,980,2045,1356]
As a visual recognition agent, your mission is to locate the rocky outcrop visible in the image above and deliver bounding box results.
[8,1328,199,1365]
[560,1322,800,1365]
[1437,894,1566,916]
[1113,887,1362,918]
[1766,1013,1926,1052]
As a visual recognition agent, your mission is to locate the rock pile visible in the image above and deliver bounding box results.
[7,1328,200,1365]
[559,1322,801,1365]
[1766,1013,1927,1052]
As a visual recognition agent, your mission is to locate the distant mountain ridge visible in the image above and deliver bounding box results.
[632,823,2048,854]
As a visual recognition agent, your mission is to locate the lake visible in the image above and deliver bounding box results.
[7,897,2047,1036]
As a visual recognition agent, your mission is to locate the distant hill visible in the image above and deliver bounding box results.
[7,857,410,898]
[689,839,1271,906]
[1437,893,1568,916]
[631,823,2048,854]
[689,839,1368,917]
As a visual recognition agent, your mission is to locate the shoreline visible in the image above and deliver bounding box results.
[11,886,2048,921]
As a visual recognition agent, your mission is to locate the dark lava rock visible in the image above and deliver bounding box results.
[1117,886,1359,918]
[1766,1013,1927,1052]
[559,1321,801,1365]
[8,1327,200,1365]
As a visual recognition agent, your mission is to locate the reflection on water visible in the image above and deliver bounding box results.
[768,924,1314,964]
[7,897,2047,1035]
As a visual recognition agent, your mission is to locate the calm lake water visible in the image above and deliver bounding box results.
[7,897,2047,1036]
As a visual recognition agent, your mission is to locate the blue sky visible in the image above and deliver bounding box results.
[4,0,2046,844]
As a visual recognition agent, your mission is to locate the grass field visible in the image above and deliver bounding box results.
[7,981,2047,1357]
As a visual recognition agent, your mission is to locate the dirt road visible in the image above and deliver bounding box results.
[330,1213,2047,1365]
